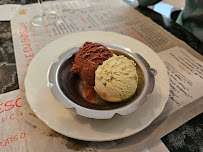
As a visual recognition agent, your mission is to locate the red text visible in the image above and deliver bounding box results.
[0,132,26,147]
[0,98,22,114]
[19,22,34,68]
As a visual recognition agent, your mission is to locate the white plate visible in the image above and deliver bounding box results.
[25,31,169,141]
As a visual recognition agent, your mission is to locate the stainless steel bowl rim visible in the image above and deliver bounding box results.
[48,44,156,119]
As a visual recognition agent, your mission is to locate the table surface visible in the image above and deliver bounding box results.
[1,0,202,55]
[0,1,202,152]
[0,0,202,95]
[124,0,203,55]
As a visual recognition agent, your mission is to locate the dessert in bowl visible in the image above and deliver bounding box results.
[48,42,156,119]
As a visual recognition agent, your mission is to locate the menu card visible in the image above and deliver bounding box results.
[0,0,202,152]
[0,5,21,21]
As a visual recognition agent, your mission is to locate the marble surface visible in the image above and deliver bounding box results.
[0,21,19,94]
[162,113,203,152]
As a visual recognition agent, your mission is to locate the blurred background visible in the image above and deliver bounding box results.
[146,0,185,20]
[129,0,185,21]
[0,0,185,20]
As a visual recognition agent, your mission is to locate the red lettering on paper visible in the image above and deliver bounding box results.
[0,103,4,113]
[1,112,24,123]
[20,132,26,139]
[0,98,22,115]
[77,13,90,27]
[25,53,34,61]
[9,137,13,143]
[19,22,35,68]
[125,27,144,43]
[0,97,25,148]
[19,23,28,37]
[0,132,26,147]
[0,142,4,146]
[179,65,191,75]
[5,100,14,111]
[23,43,32,52]
[15,98,22,107]
[0,98,23,124]
[14,135,18,141]
[4,139,9,146]
[10,114,15,120]
[21,37,30,43]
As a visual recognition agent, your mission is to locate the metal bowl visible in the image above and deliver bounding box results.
[48,43,156,119]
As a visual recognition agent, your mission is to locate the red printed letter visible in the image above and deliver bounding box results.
[21,37,30,43]
[0,141,5,147]
[20,132,26,138]
[5,100,14,111]
[14,135,18,141]
[15,98,22,107]
[0,103,4,113]
[10,114,15,120]
[25,53,34,59]
[9,137,13,143]
[4,139,9,146]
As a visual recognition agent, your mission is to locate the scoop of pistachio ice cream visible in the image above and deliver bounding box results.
[94,54,138,102]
